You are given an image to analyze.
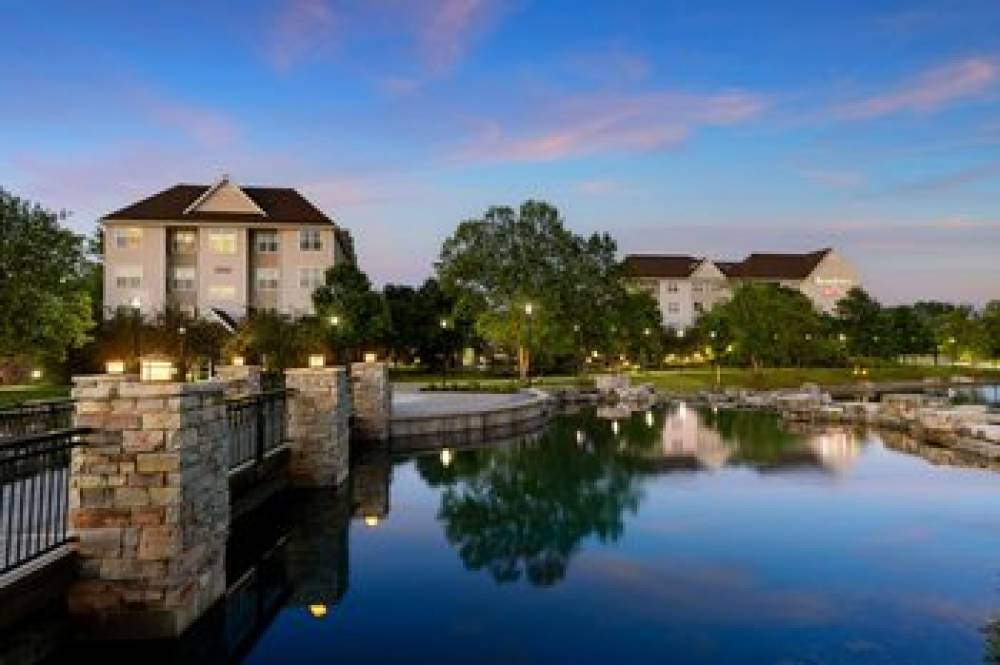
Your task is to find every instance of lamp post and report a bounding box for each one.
[178,325,187,381]
[524,302,534,387]
[130,296,142,372]
[439,318,449,386]
[328,314,343,366]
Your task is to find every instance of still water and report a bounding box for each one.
[225,404,1000,665]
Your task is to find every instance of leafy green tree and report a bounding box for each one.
[934,305,987,364]
[384,278,467,368]
[223,310,321,370]
[698,283,827,369]
[981,301,1000,361]
[312,263,392,362]
[437,200,641,376]
[835,287,888,358]
[0,188,93,365]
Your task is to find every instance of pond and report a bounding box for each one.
[57,403,1000,664]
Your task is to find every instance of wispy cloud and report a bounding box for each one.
[418,0,506,74]
[457,90,767,162]
[837,56,998,119]
[799,167,866,190]
[268,0,338,71]
[133,90,239,146]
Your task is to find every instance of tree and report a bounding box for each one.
[698,283,827,369]
[0,188,93,366]
[384,278,465,368]
[436,200,641,376]
[981,301,1000,361]
[312,263,392,362]
[223,310,321,371]
[835,287,888,358]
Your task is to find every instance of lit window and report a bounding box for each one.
[114,228,142,250]
[256,268,279,290]
[299,267,324,289]
[171,267,195,291]
[256,231,278,253]
[115,265,142,289]
[208,230,237,255]
[666,281,679,293]
[300,229,322,251]
[209,284,236,300]
[171,230,197,254]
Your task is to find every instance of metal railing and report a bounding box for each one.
[226,390,290,471]
[1,427,88,575]
[0,400,74,440]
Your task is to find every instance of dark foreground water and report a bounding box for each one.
[48,403,1000,664]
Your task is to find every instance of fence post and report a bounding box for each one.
[350,361,392,442]
[66,374,229,639]
[285,367,350,487]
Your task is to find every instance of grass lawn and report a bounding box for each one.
[0,384,72,408]
[391,365,1000,395]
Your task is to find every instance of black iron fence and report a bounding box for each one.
[226,390,290,471]
[0,400,74,440]
[1,427,88,575]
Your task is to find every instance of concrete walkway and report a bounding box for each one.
[391,390,538,418]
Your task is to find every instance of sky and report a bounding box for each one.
[1,0,999,304]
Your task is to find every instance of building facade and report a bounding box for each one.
[102,177,353,320]
[625,248,859,329]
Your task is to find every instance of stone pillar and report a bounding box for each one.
[67,374,229,639]
[350,361,391,442]
[215,364,262,398]
[285,368,350,487]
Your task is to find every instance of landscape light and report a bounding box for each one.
[140,358,175,382]
[232,355,245,366]
[30,368,42,380]
[440,318,448,329]
[364,352,377,363]
[440,448,453,467]
[308,604,328,619]
[363,514,380,528]
[645,411,654,428]
[677,329,685,339]
[612,420,620,436]
[105,360,125,375]
[308,354,325,368]
[524,302,534,316]
[576,430,585,445]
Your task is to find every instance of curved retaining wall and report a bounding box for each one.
[389,389,555,452]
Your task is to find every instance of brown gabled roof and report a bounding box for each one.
[103,183,334,224]
[732,248,831,280]
[624,255,704,278]
[715,260,742,277]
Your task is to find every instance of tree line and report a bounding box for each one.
[2,187,998,380]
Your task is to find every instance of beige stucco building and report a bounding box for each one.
[102,177,353,320]
[625,248,860,330]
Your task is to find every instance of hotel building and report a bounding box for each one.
[102,177,353,321]
[625,248,859,329]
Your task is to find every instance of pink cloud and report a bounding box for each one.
[133,91,239,146]
[268,0,338,71]
[419,0,503,74]
[838,56,998,119]
[457,90,767,162]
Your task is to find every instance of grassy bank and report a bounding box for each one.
[391,365,1000,395]
[0,384,72,407]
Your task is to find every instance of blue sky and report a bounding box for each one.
[2,1,999,303]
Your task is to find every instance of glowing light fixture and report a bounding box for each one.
[612,420,620,436]
[364,352,377,363]
[232,355,245,367]
[308,604,328,619]
[524,302,534,316]
[645,411,654,428]
[30,368,42,380]
[576,430,585,445]
[329,315,340,326]
[140,358,175,382]
[105,360,125,375]
[308,354,325,368]
[363,514,380,528]
[440,448,453,467]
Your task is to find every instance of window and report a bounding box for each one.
[256,268,279,290]
[214,266,232,276]
[170,267,195,291]
[666,281,679,293]
[299,229,322,251]
[171,230,196,254]
[114,228,142,250]
[299,267,324,289]
[208,229,237,255]
[667,302,680,314]
[256,231,278,253]
[209,284,236,300]
[115,265,142,289]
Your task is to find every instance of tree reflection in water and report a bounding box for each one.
[986,617,1000,664]
[415,412,654,586]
